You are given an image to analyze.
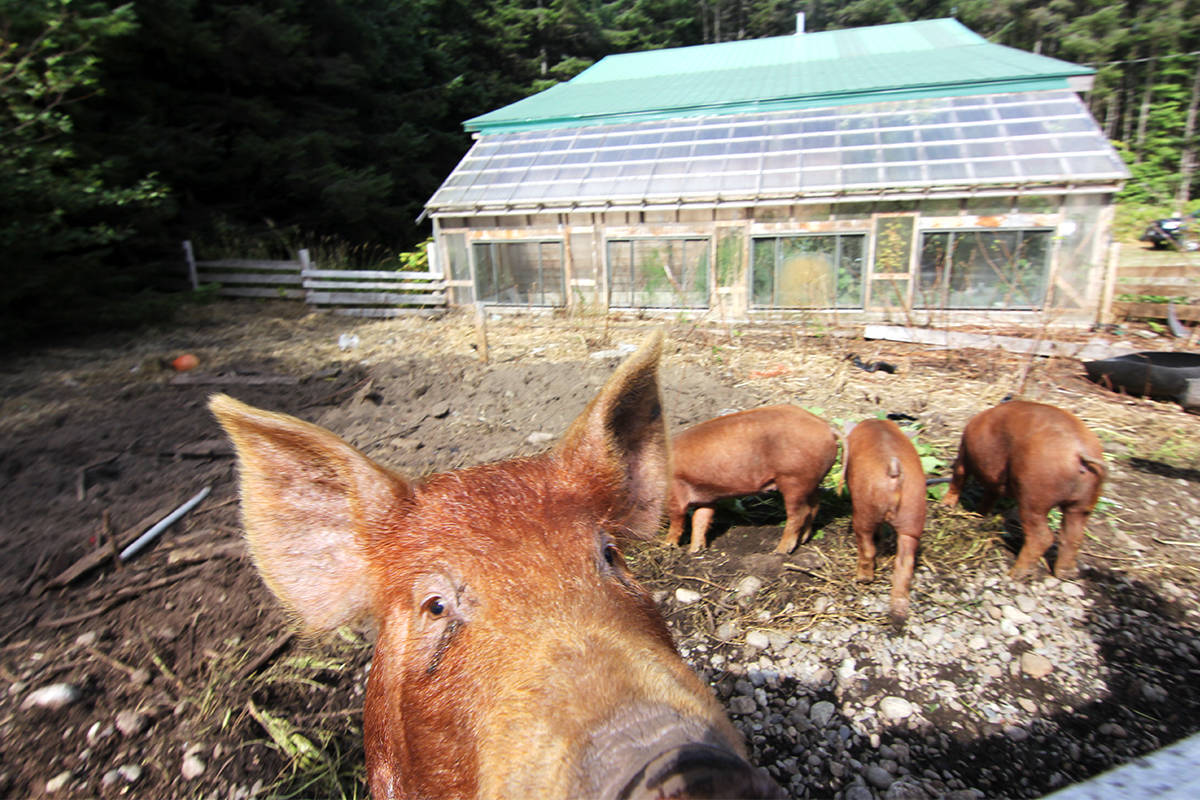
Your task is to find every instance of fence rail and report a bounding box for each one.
[1110,250,1200,322]
[184,240,446,315]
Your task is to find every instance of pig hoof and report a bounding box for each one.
[1007,566,1033,582]
[1054,565,1080,581]
[854,571,874,584]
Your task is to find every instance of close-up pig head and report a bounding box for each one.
[210,332,781,800]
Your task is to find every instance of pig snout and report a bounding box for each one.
[579,705,783,799]
[619,744,784,799]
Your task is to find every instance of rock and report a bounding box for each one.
[745,630,771,650]
[129,668,151,687]
[1015,595,1038,614]
[715,621,739,641]
[101,769,121,788]
[866,764,896,789]
[21,683,82,711]
[525,432,555,445]
[885,776,932,800]
[1060,583,1085,598]
[74,631,99,647]
[845,785,875,800]
[735,575,765,599]
[118,764,142,783]
[182,754,206,780]
[116,709,148,737]
[1098,722,1127,738]
[923,626,945,647]
[674,588,702,604]
[45,771,72,793]
[1004,725,1029,742]
[729,696,756,715]
[1018,698,1038,713]
[810,700,836,727]
[879,696,915,721]
[1002,605,1033,625]
[1020,652,1054,679]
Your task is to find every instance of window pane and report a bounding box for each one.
[473,242,565,306]
[916,230,1050,309]
[607,238,709,308]
[751,234,865,309]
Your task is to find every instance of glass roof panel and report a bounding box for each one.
[427,90,1129,212]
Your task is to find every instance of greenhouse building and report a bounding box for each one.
[423,18,1129,323]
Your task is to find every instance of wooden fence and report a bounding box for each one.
[184,240,446,316]
[1109,244,1200,323]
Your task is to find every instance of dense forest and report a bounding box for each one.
[3,0,1200,341]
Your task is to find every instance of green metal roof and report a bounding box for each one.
[466,19,1095,134]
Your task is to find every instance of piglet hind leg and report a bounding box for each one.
[686,506,716,553]
[1052,507,1091,580]
[889,533,920,626]
[1009,505,1055,580]
[852,516,878,584]
[774,482,819,554]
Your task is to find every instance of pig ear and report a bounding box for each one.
[556,331,669,538]
[209,394,411,632]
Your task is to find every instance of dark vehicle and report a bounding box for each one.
[1140,213,1200,250]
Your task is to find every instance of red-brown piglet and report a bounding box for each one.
[665,405,838,554]
[210,333,782,800]
[842,418,927,624]
[941,400,1106,580]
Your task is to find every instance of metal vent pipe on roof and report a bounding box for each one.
[796,12,805,35]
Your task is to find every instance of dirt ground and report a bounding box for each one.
[2,300,1200,799]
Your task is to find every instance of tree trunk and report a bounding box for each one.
[1135,58,1156,163]
[1175,57,1200,213]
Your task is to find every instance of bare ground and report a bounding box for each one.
[2,300,1199,799]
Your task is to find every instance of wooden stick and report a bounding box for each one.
[474,302,489,364]
[45,504,178,589]
[102,510,123,572]
[235,632,295,681]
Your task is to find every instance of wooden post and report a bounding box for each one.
[183,240,198,290]
[1099,241,1121,325]
[474,302,489,364]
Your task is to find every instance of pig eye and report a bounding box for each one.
[603,544,619,567]
[422,596,447,617]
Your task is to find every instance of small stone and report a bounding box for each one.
[22,683,82,711]
[1020,652,1054,679]
[129,668,151,687]
[866,764,896,789]
[102,769,121,788]
[1098,722,1127,738]
[525,432,555,445]
[118,764,142,783]
[116,709,148,737]
[734,575,764,599]
[1002,605,1032,625]
[999,619,1020,637]
[879,696,915,721]
[745,630,770,650]
[729,696,756,715]
[845,785,875,800]
[967,636,988,650]
[45,771,72,793]
[674,588,702,604]
[715,621,739,641]
[74,631,99,647]
[1015,595,1037,614]
[809,700,836,727]
[886,776,932,800]
[1061,583,1085,598]
[923,626,945,647]
[1018,698,1038,713]
[1004,725,1029,742]
[182,754,206,780]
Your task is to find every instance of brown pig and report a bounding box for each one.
[941,400,1106,580]
[210,333,782,800]
[842,419,927,624]
[665,405,838,554]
